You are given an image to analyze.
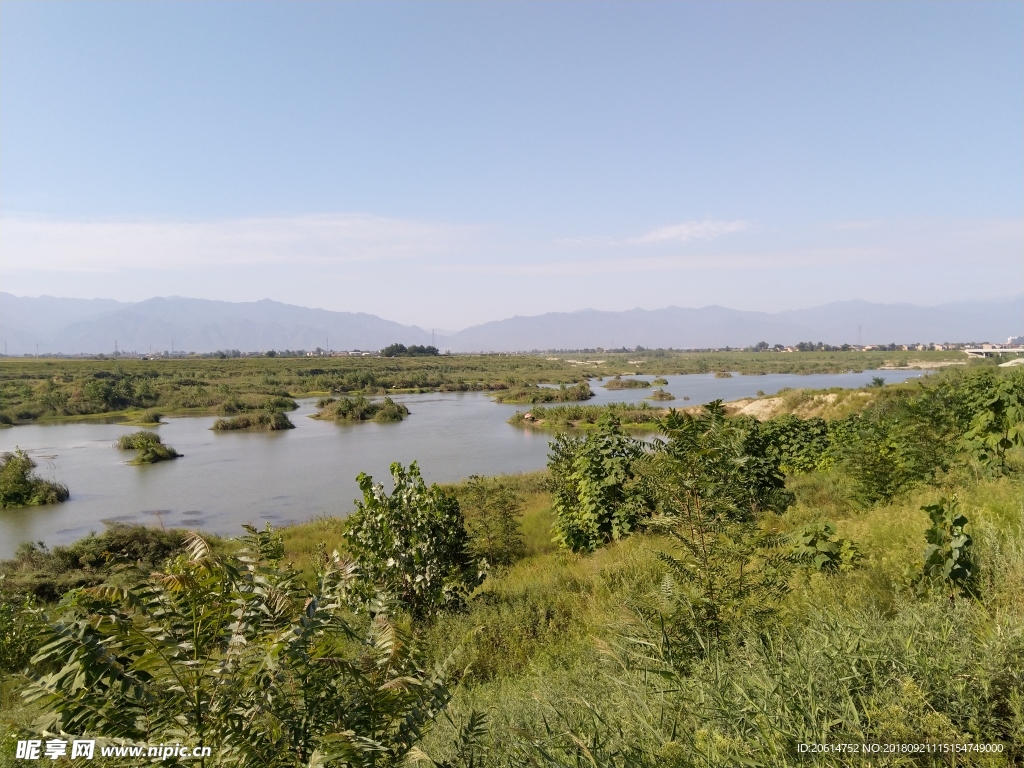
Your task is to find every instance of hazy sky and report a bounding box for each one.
[2,1,1021,330]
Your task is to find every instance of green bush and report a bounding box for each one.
[212,410,295,430]
[549,416,653,552]
[343,462,484,619]
[0,450,69,508]
[315,394,410,422]
[116,430,180,463]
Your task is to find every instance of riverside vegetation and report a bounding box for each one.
[0,349,964,424]
[313,395,410,423]
[115,430,181,464]
[0,366,1021,766]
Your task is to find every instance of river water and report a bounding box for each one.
[0,369,926,557]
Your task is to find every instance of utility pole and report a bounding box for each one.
[115,340,118,355]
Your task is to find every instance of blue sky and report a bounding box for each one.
[2,1,1021,329]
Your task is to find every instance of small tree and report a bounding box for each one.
[461,475,525,567]
[548,416,652,553]
[344,462,484,619]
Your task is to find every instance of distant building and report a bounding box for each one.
[1009,336,1024,345]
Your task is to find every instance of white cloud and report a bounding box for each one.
[0,213,473,272]
[634,219,749,244]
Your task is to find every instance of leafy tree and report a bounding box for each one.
[548,416,653,553]
[344,462,484,619]
[759,415,830,474]
[24,527,460,766]
[380,343,408,357]
[635,403,792,650]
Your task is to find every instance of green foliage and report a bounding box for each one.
[548,417,653,552]
[789,521,862,572]
[212,409,295,430]
[460,476,526,568]
[509,402,664,432]
[0,524,188,602]
[344,462,485,619]
[0,450,69,508]
[381,343,440,357]
[318,395,410,422]
[23,527,459,765]
[759,415,830,474]
[0,591,40,674]
[648,388,675,401]
[917,497,977,598]
[493,382,593,404]
[114,430,181,463]
[602,376,651,389]
[962,371,1024,475]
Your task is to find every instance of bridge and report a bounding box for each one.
[964,346,1024,358]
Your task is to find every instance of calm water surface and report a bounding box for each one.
[0,369,926,556]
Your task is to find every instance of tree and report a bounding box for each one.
[962,371,1024,475]
[461,475,525,567]
[344,462,484,619]
[548,416,653,553]
[25,527,460,766]
[633,402,792,651]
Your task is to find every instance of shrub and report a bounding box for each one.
[0,450,69,508]
[212,410,295,430]
[790,521,862,572]
[917,497,977,598]
[603,376,651,389]
[24,528,459,764]
[549,416,653,552]
[316,394,410,422]
[116,430,180,463]
[343,462,484,619]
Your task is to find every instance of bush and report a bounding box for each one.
[0,450,69,508]
[343,462,484,619]
[549,417,653,552]
[116,430,180,463]
[316,394,410,422]
[603,376,651,389]
[0,524,187,601]
[212,410,295,430]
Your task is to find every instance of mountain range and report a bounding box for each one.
[1,293,1020,355]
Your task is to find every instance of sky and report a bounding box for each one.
[1,1,1022,331]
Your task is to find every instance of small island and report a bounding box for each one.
[212,410,295,431]
[648,388,675,401]
[0,450,70,507]
[652,377,669,386]
[117,431,182,464]
[313,395,409,423]
[492,382,594,404]
[603,375,651,390]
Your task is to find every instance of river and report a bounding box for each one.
[0,369,926,557]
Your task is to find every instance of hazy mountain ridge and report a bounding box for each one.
[1,292,1020,355]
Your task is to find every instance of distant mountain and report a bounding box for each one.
[0,294,433,355]
[1,292,1020,355]
[443,297,1024,352]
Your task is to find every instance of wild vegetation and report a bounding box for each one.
[212,410,295,431]
[509,402,667,431]
[313,395,410,423]
[648,387,675,400]
[115,430,181,464]
[1,365,1021,766]
[491,382,593,404]
[0,349,965,423]
[0,451,69,508]
[602,375,651,389]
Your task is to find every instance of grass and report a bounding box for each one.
[115,429,182,464]
[603,375,651,389]
[492,382,594,404]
